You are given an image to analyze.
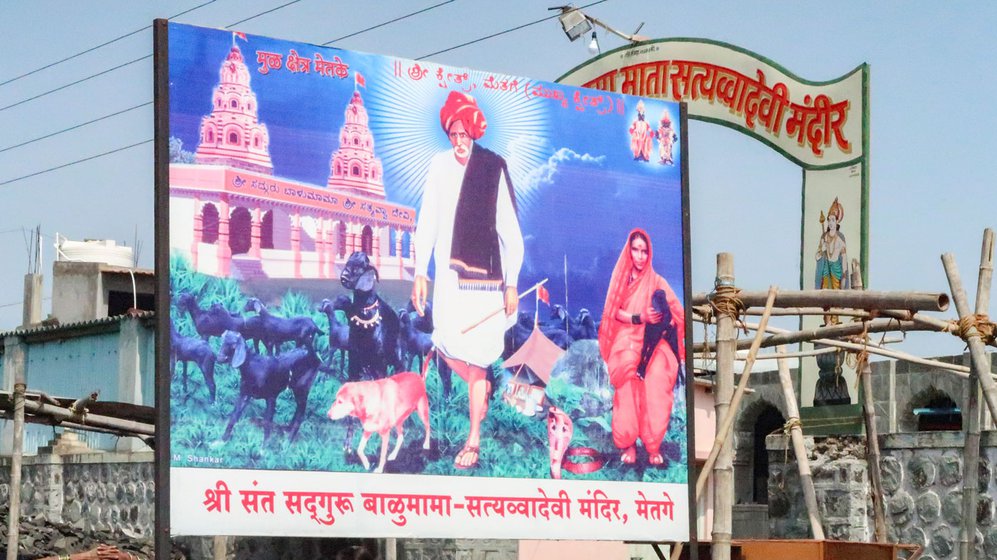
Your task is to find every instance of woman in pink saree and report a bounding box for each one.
[598,229,684,466]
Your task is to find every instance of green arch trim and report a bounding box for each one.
[556,37,868,171]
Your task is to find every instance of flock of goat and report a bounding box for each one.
[169,286,600,449]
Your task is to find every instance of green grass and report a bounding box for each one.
[169,253,688,484]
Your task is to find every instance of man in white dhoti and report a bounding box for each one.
[412,90,524,469]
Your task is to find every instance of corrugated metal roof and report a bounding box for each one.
[100,265,155,276]
[0,310,156,340]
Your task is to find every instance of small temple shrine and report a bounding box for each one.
[169,42,416,282]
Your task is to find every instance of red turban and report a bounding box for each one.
[440,91,487,140]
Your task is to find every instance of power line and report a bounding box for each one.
[0,0,218,88]
[322,0,457,45]
[225,0,303,28]
[0,140,153,187]
[0,0,305,114]
[0,297,52,310]
[0,54,151,113]
[0,0,455,152]
[0,102,152,154]
[417,0,609,60]
[0,2,612,184]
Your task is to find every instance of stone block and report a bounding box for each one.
[908,456,936,490]
[887,490,915,528]
[881,456,902,495]
[915,490,941,523]
[930,524,955,558]
[979,494,995,527]
[938,454,962,487]
[822,490,851,518]
[942,490,962,526]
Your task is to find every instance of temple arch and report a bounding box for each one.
[229,207,252,255]
[201,203,219,244]
[361,225,373,255]
[261,210,274,249]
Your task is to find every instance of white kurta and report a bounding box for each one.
[414,145,524,366]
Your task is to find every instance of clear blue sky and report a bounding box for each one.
[2,0,995,359]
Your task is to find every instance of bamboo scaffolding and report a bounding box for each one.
[851,265,887,542]
[694,316,975,378]
[672,284,778,560]
[943,251,997,425]
[693,289,949,312]
[775,345,824,540]
[712,254,736,560]
[695,316,929,351]
[952,229,994,560]
[19,399,156,436]
[6,376,24,560]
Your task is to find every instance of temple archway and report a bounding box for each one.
[229,207,252,255]
[201,203,219,244]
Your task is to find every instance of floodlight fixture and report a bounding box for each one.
[554,6,593,42]
[550,5,649,46]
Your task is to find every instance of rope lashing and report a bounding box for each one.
[708,284,747,334]
[783,417,803,436]
[780,417,805,483]
[956,313,997,346]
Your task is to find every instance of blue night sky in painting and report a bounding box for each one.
[168,22,686,318]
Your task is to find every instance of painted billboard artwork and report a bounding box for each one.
[164,22,690,540]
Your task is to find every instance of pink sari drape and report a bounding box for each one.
[598,228,684,455]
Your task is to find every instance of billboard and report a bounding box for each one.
[156,21,692,542]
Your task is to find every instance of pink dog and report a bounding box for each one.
[326,371,431,473]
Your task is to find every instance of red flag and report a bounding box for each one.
[355,71,366,88]
[537,284,550,305]
[234,31,248,41]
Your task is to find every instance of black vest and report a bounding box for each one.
[449,145,517,288]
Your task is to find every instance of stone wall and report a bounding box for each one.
[766,430,997,560]
[880,432,997,560]
[0,435,154,538]
[767,435,871,542]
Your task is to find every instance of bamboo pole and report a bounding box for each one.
[944,254,981,560]
[694,317,975,378]
[6,339,26,560]
[775,345,824,540]
[693,289,949,312]
[671,284,779,560]
[949,230,995,560]
[942,250,997,426]
[212,536,226,560]
[973,229,995,426]
[851,264,887,543]
[702,317,927,352]
[712,254,736,560]
[860,357,888,541]
[24,399,155,436]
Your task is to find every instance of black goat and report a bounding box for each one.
[216,330,323,443]
[405,299,434,334]
[243,297,322,353]
[274,345,327,441]
[398,309,432,371]
[399,302,453,399]
[570,308,599,340]
[338,252,401,380]
[636,289,684,383]
[176,291,244,341]
[170,323,217,402]
[317,297,351,373]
